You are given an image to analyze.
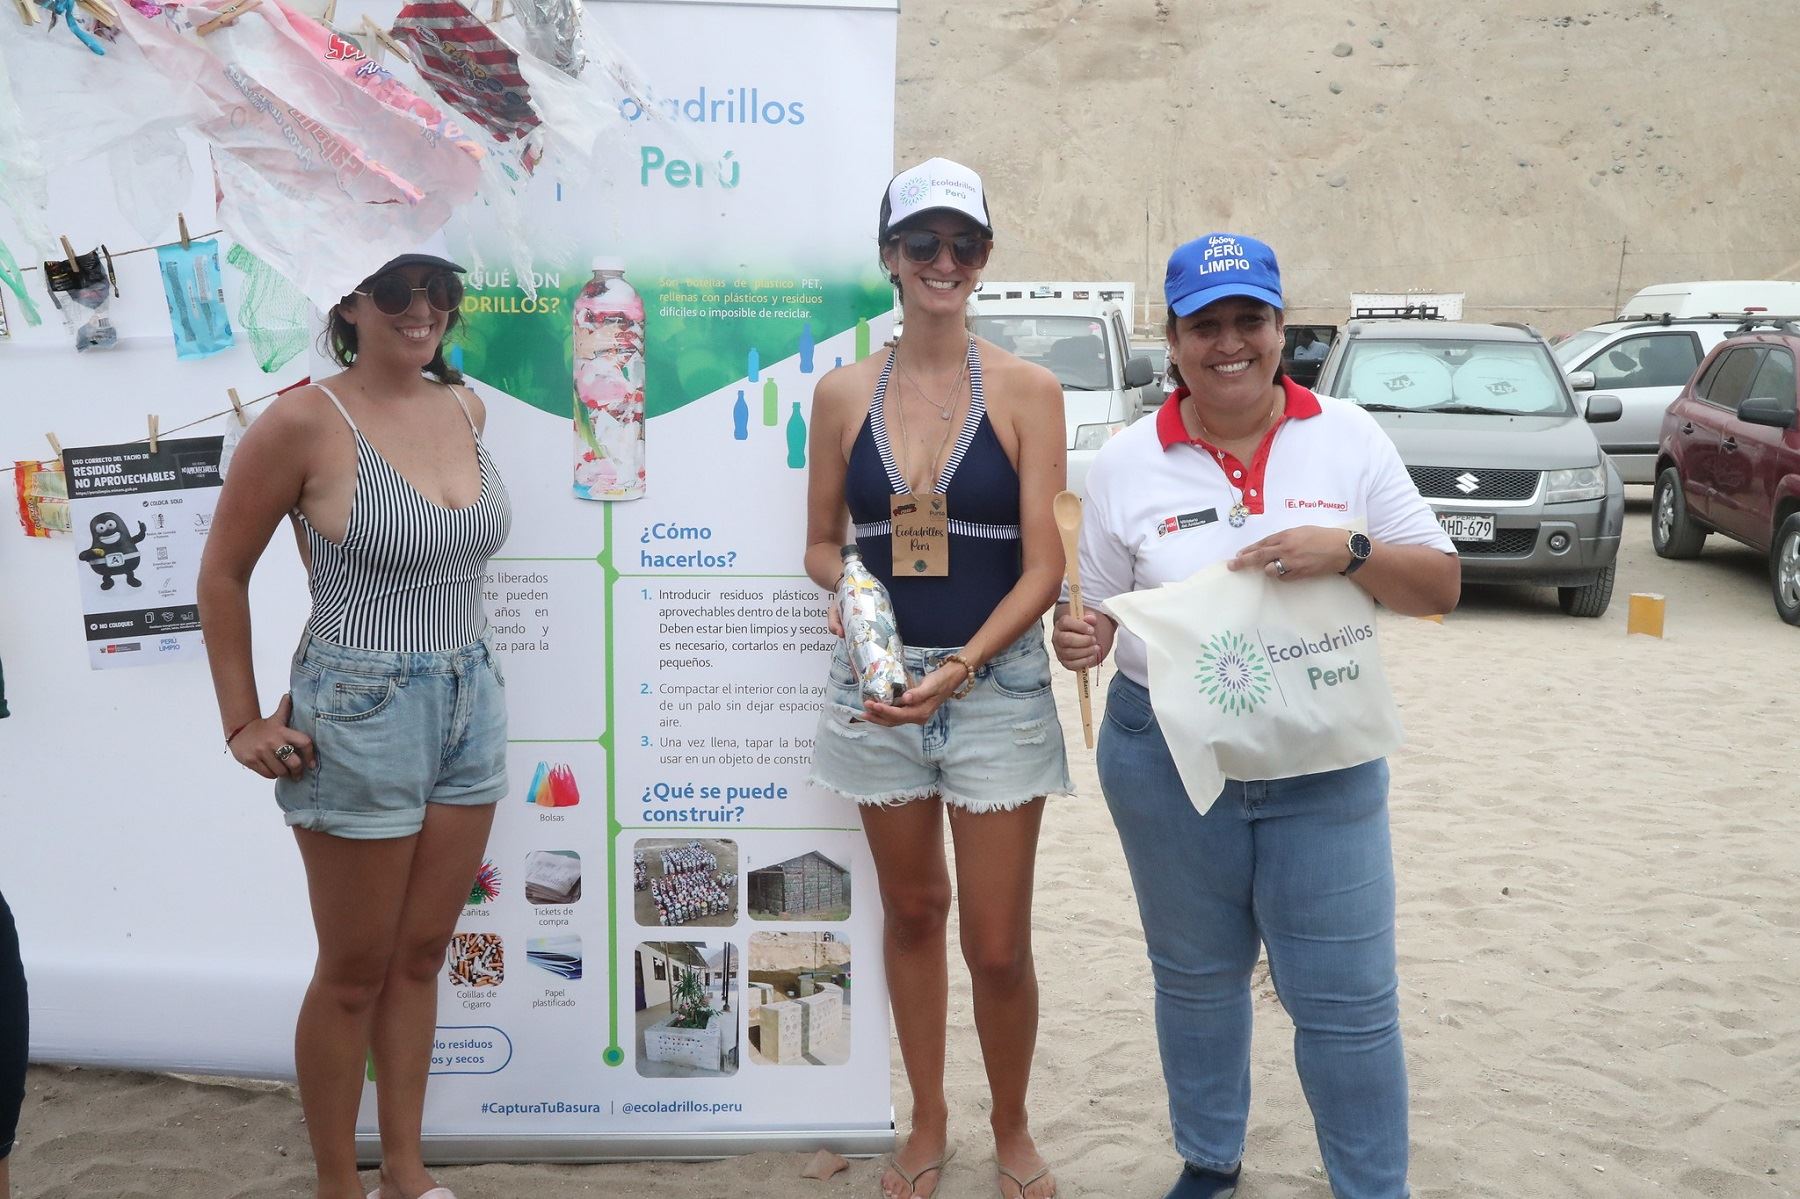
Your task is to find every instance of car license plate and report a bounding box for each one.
[1437,512,1495,542]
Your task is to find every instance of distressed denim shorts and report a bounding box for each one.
[808,625,1072,813]
[273,632,509,840]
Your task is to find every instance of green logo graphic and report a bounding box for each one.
[1195,631,1272,715]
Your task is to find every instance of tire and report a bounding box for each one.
[1652,467,1707,559]
[1558,558,1616,618]
[1771,513,1800,626]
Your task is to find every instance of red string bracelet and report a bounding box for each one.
[225,721,252,747]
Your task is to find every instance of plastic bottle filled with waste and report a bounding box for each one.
[573,257,646,501]
[836,545,910,704]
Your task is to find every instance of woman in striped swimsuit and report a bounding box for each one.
[805,160,1071,1199]
[199,254,511,1199]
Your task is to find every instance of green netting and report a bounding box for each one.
[226,243,311,372]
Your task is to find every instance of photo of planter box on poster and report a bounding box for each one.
[378,0,903,1162]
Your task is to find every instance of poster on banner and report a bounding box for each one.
[338,0,903,1160]
[63,437,221,670]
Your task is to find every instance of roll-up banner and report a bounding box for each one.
[405,0,900,1161]
[0,0,899,1163]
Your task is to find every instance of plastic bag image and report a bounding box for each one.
[44,248,118,352]
[157,238,235,359]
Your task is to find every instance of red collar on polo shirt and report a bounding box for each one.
[1153,376,1324,514]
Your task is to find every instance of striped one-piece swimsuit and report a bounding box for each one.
[296,382,512,652]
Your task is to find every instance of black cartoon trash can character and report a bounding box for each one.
[78,511,147,590]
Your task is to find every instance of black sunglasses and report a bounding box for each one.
[890,230,991,269]
[355,271,465,316]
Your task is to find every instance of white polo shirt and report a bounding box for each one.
[1081,378,1454,686]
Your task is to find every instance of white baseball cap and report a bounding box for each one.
[879,157,993,239]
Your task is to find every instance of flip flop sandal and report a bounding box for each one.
[877,1143,957,1197]
[997,1161,1056,1198]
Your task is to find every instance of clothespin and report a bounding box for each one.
[178,214,191,250]
[46,433,63,462]
[228,388,248,428]
[147,415,160,454]
[58,236,79,274]
[489,0,502,22]
[360,15,409,62]
[75,0,116,25]
[194,0,258,35]
[320,0,335,24]
[13,0,41,27]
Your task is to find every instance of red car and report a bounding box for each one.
[1653,318,1800,623]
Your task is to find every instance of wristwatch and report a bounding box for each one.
[1342,531,1373,575]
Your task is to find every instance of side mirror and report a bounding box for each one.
[1737,394,1798,429]
[1584,394,1624,423]
[1567,370,1596,392]
[1123,356,1155,389]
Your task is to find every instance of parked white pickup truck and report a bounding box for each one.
[967,281,1159,495]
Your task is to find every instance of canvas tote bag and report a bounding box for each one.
[1105,559,1404,814]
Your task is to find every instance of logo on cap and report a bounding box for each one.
[899,176,930,206]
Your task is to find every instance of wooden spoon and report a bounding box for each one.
[1052,489,1094,749]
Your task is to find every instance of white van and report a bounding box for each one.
[967,283,1158,496]
[1618,280,1800,320]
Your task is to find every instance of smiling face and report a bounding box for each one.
[881,213,990,320]
[338,265,451,370]
[1168,295,1285,412]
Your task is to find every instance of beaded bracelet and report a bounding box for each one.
[942,653,979,700]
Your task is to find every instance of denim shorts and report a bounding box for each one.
[808,625,1072,813]
[273,632,509,840]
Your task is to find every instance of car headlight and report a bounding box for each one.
[1544,465,1607,503]
[1072,422,1124,451]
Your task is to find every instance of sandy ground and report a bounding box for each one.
[11,494,1798,1196]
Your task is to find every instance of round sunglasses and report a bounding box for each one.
[354,271,465,316]
[890,229,992,269]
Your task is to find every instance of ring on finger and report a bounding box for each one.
[1274,558,1289,576]
[275,744,296,761]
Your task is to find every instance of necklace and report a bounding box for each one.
[1187,389,1284,527]
[888,369,963,493]
[892,341,969,421]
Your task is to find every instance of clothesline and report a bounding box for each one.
[4,377,302,477]
[15,227,227,274]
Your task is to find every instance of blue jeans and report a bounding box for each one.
[1096,673,1409,1199]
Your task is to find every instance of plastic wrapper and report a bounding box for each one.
[511,0,584,78]
[117,1,483,307]
[44,248,118,352]
[109,126,195,247]
[14,460,71,538]
[389,2,540,142]
[837,547,910,704]
[157,238,235,358]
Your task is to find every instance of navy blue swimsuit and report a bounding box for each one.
[845,340,1022,648]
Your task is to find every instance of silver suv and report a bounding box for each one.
[1553,315,1747,483]
[1315,318,1626,616]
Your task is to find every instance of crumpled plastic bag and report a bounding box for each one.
[390,1,541,143]
[44,248,118,351]
[510,0,584,78]
[117,1,483,307]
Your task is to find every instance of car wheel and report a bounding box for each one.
[1558,558,1616,618]
[1772,513,1800,626]
[1651,467,1707,559]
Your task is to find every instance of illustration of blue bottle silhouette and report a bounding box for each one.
[799,319,815,373]
[732,389,749,440]
[747,346,760,383]
[786,402,806,469]
[762,376,778,426]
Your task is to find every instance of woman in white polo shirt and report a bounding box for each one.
[1052,233,1458,1199]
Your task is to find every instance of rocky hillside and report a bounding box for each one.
[896,0,1798,332]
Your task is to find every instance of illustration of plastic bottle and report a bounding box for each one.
[799,319,815,373]
[762,376,779,426]
[786,402,806,469]
[835,356,844,370]
[837,545,910,704]
[747,346,760,383]
[732,389,749,441]
[855,317,870,361]
[572,257,646,502]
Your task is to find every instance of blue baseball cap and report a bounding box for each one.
[1165,233,1284,317]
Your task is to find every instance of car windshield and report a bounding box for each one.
[1336,338,1573,416]
[972,315,1114,390]
[1553,328,1610,367]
